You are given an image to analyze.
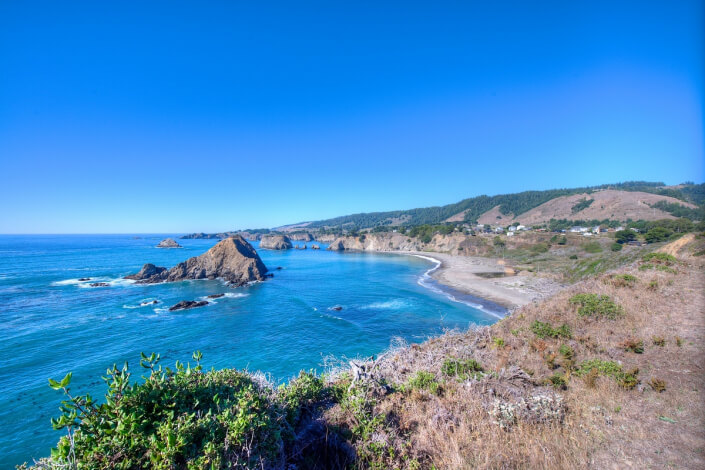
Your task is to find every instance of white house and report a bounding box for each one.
[570,226,589,233]
[516,225,526,231]
[592,226,600,234]
[506,231,515,237]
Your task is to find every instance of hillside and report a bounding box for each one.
[286,182,703,230]
[28,236,705,468]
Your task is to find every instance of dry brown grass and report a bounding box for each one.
[321,237,705,469]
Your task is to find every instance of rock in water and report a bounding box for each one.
[311,244,320,250]
[169,300,209,312]
[125,263,167,281]
[89,282,110,287]
[207,293,225,299]
[125,236,268,286]
[259,234,293,250]
[156,238,182,248]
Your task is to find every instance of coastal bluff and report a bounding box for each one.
[126,236,267,286]
[259,234,293,250]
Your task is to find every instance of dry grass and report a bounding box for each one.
[319,237,705,469]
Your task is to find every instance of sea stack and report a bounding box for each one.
[126,235,267,286]
[156,238,182,248]
[259,234,293,250]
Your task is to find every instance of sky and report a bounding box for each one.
[0,1,703,233]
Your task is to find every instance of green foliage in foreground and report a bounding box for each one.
[569,294,624,319]
[37,352,327,470]
[441,357,484,380]
[575,359,640,389]
[531,320,572,339]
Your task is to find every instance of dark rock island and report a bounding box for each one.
[125,235,267,286]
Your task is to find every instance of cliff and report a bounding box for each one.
[259,234,293,250]
[327,232,488,255]
[126,236,267,286]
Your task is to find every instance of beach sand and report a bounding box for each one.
[403,251,563,310]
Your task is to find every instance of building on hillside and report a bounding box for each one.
[506,231,515,237]
[570,226,589,233]
[508,226,517,232]
[592,226,600,234]
[516,224,526,231]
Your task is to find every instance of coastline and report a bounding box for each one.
[399,251,564,312]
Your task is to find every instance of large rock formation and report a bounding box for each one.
[289,232,314,241]
[156,238,182,248]
[259,234,293,250]
[126,236,268,286]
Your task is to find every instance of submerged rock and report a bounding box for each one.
[295,244,307,250]
[331,306,343,311]
[89,282,109,287]
[311,244,320,250]
[169,300,209,312]
[140,300,159,306]
[157,238,182,248]
[259,235,293,250]
[125,236,268,286]
[207,293,225,299]
[78,277,91,281]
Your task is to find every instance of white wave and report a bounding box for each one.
[52,278,92,286]
[123,299,160,309]
[362,299,411,310]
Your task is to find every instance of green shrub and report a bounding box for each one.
[642,252,677,265]
[530,243,549,254]
[278,371,324,426]
[559,344,574,361]
[610,242,623,252]
[575,359,639,390]
[620,338,644,354]
[569,293,624,319]
[649,378,666,392]
[652,336,666,346]
[548,373,567,389]
[405,371,439,394]
[531,320,572,339]
[583,241,602,253]
[441,358,484,380]
[639,263,677,273]
[44,352,286,469]
[644,227,673,243]
[493,337,505,348]
[610,274,637,287]
[615,230,636,244]
[569,254,578,260]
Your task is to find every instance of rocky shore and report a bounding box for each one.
[125,235,267,286]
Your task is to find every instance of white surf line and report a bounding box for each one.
[409,254,506,320]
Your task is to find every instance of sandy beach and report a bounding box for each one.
[403,251,564,310]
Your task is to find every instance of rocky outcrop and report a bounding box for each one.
[289,232,314,241]
[295,244,307,250]
[311,244,320,250]
[125,236,268,286]
[157,238,182,248]
[326,233,488,255]
[169,300,209,312]
[259,234,293,250]
[207,293,225,299]
[180,231,265,241]
[89,282,109,287]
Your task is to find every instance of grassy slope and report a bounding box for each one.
[315,236,705,468]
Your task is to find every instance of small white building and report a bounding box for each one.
[615,226,625,231]
[592,226,600,234]
[570,226,589,233]
[508,226,517,232]
[507,231,515,237]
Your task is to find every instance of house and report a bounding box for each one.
[615,226,625,232]
[493,226,504,233]
[570,226,588,233]
[592,226,600,234]
[506,231,515,237]
[516,225,526,231]
[508,226,517,232]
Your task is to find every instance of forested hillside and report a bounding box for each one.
[301,182,704,229]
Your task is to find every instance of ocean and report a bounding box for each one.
[0,234,502,466]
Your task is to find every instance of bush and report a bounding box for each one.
[530,243,549,254]
[583,241,602,253]
[43,352,287,469]
[649,378,666,392]
[278,371,325,425]
[531,321,572,339]
[615,230,636,244]
[441,358,484,380]
[548,373,567,389]
[559,344,574,361]
[619,338,644,353]
[569,293,624,319]
[569,254,578,260]
[644,227,673,243]
[609,274,637,288]
[652,336,666,346]
[642,252,677,265]
[575,359,639,389]
[610,242,622,252]
[405,371,439,394]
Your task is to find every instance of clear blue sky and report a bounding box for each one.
[1,1,703,233]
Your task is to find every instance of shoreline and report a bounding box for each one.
[397,251,564,312]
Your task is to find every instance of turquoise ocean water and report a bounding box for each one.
[0,235,504,466]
